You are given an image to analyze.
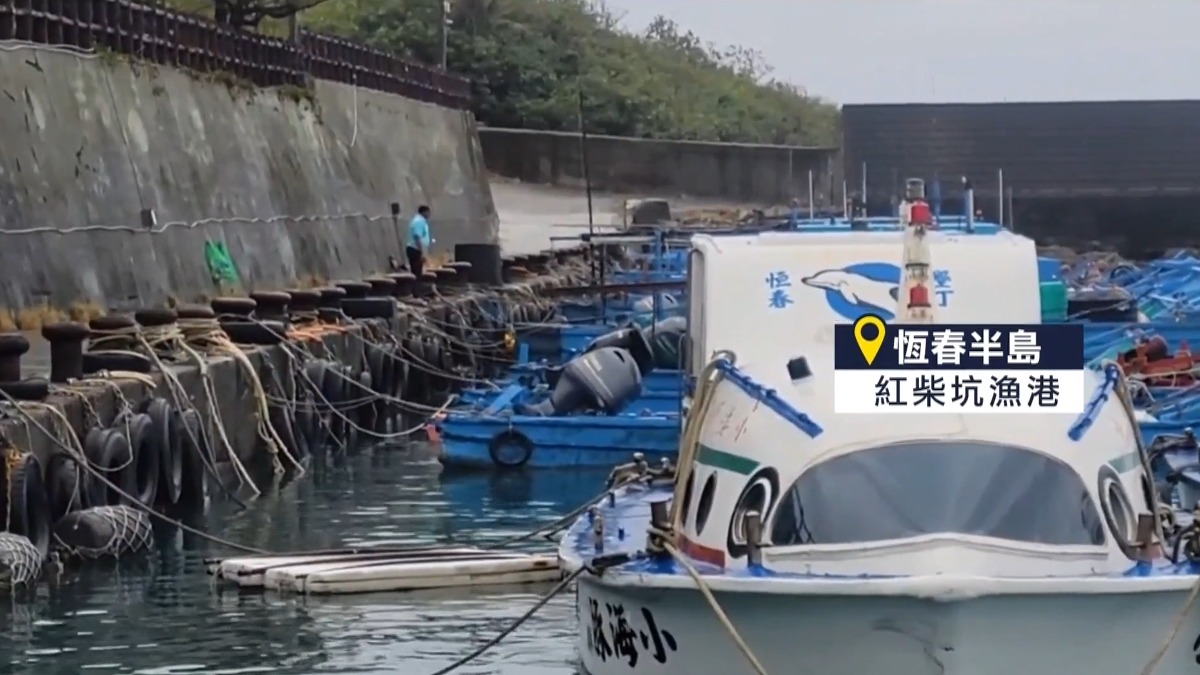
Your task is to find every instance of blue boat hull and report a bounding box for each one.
[457,387,682,414]
[458,368,685,405]
[437,413,681,469]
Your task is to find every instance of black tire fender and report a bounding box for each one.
[268,402,305,463]
[6,453,50,558]
[488,430,535,468]
[45,452,82,523]
[84,427,135,507]
[124,413,160,507]
[176,409,210,510]
[143,397,183,507]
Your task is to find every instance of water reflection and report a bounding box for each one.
[0,443,602,674]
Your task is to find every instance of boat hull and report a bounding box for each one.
[575,575,1200,675]
[437,415,681,469]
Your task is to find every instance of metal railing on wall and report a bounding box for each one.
[0,0,471,108]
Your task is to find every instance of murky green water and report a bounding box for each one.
[0,443,605,674]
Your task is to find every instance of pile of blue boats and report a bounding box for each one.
[429,213,1200,478]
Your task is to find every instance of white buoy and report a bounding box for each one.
[210,547,562,595]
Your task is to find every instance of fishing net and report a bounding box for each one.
[0,532,43,588]
[52,505,152,560]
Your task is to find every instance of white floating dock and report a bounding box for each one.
[209,547,562,595]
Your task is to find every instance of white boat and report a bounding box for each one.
[559,189,1200,674]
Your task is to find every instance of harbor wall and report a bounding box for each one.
[0,47,498,316]
[478,128,840,205]
[842,100,1200,202]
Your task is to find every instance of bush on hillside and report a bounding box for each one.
[166,0,840,145]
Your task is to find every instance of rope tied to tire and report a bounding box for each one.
[158,316,302,481]
[90,315,297,493]
[0,389,270,556]
[273,332,458,441]
[170,317,260,491]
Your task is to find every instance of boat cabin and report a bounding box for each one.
[675,229,1150,579]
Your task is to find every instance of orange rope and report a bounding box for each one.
[286,322,350,342]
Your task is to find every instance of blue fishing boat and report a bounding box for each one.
[457,381,682,414]
[435,410,679,469]
[458,359,685,402]
[436,315,688,469]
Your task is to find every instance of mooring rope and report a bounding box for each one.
[0,389,269,555]
[421,567,586,675]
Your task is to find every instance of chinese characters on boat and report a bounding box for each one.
[588,598,678,667]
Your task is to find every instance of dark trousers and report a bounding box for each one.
[406,246,424,277]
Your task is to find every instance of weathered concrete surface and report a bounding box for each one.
[491,181,765,255]
[1,265,577,482]
[479,127,840,206]
[0,47,497,314]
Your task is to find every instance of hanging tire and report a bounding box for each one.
[5,453,50,558]
[84,426,135,507]
[268,402,305,465]
[142,398,183,507]
[176,409,210,510]
[124,413,160,507]
[488,430,534,468]
[44,452,82,523]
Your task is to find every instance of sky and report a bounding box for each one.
[601,0,1198,105]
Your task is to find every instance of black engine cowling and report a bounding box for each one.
[585,326,655,376]
[516,347,644,416]
[640,316,686,370]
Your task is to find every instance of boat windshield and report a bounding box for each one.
[770,440,1106,547]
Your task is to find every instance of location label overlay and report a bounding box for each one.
[833,320,1086,414]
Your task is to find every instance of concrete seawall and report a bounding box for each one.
[479,127,839,205]
[0,47,497,315]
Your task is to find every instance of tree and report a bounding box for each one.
[173,0,841,144]
[167,0,332,29]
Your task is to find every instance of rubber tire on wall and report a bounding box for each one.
[45,453,82,522]
[143,398,183,507]
[488,430,535,468]
[176,409,211,510]
[125,413,160,507]
[84,427,135,507]
[6,453,50,558]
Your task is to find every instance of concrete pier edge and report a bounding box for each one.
[0,262,587,561]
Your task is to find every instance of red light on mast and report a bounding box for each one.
[908,285,931,308]
[909,200,933,226]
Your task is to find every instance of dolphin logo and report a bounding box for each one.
[802,268,901,319]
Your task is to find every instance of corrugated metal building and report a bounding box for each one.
[842,100,1200,203]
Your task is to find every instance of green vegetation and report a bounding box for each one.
[165,0,840,145]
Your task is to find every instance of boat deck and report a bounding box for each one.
[560,482,1200,587]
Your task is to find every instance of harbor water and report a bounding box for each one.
[0,443,600,674]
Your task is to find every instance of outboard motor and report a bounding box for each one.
[640,316,687,370]
[631,293,680,325]
[516,347,644,416]
[585,326,655,376]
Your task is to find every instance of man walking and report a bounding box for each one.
[406,205,432,277]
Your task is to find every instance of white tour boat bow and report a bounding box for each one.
[559,184,1200,675]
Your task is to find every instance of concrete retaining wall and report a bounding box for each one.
[0,47,498,315]
[478,128,840,205]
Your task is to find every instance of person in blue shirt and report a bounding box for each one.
[406,205,432,277]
